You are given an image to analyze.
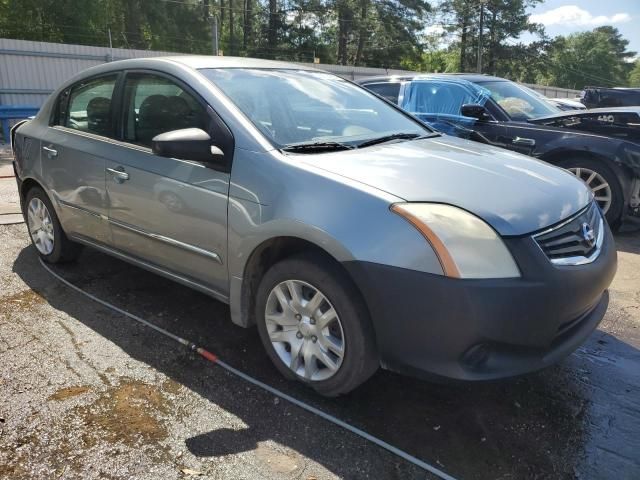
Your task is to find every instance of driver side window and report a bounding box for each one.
[123,74,209,147]
[403,82,477,117]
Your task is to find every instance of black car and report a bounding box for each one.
[581,87,640,109]
[359,74,640,227]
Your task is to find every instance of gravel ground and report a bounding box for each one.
[0,175,639,479]
[0,150,22,224]
[0,222,433,480]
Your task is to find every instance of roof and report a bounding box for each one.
[106,55,321,71]
[584,86,640,92]
[44,55,327,102]
[357,73,509,84]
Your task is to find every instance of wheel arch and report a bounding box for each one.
[19,177,46,212]
[232,235,371,331]
[540,148,632,198]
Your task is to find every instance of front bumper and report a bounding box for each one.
[343,224,617,381]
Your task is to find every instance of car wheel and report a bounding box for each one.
[255,253,378,396]
[559,157,624,229]
[25,187,82,263]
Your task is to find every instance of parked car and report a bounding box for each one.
[359,74,640,228]
[13,57,616,396]
[581,87,640,108]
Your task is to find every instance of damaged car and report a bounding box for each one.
[360,74,640,228]
[12,58,616,395]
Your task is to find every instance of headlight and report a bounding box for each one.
[391,203,520,279]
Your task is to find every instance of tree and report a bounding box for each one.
[439,0,545,75]
[630,60,640,87]
[0,0,430,68]
[440,0,473,71]
[540,27,636,89]
[402,48,460,73]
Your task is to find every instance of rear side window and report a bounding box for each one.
[123,74,208,147]
[61,75,118,137]
[364,83,401,103]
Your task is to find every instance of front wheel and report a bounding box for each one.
[559,157,624,229]
[255,254,378,396]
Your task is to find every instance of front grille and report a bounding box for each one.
[534,202,603,265]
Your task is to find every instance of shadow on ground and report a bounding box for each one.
[615,224,640,255]
[12,242,640,480]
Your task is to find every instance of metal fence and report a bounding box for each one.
[522,83,581,99]
[0,38,417,109]
[1,38,582,107]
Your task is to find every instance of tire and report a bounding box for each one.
[255,253,378,396]
[25,186,82,263]
[558,157,625,229]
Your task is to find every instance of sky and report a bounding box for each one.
[526,1,640,55]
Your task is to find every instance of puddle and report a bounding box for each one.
[0,380,178,479]
[49,385,92,401]
[75,379,173,447]
[0,289,45,309]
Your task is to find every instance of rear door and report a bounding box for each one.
[105,71,232,297]
[41,73,120,245]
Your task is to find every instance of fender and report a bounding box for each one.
[534,134,640,178]
[227,206,358,328]
[538,140,639,208]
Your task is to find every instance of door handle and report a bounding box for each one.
[42,146,58,157]
[512,137,536,147]
[106,167,130,182]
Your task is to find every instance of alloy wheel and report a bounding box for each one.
[265,280,345,381]
[27,197,55,255]
[567,167,612,214]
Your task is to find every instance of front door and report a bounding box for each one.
[499,122,549,157]
[105,72,230,296]
[401,80,507,146]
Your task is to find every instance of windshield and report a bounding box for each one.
[477,80,560,120]
[199,68,429,148]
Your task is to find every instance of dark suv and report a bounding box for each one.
[581,87,640,109]
[360,74,640,228]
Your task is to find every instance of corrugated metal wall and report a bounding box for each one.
[1,38,581,108]
[0,38,177,106]
[0,38,415,107]
[522,83,581,99]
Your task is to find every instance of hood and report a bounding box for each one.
[301,135,591,236]
[530,108,640,144]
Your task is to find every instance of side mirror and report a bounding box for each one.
[461,104,491,120]
[151,128,225,164]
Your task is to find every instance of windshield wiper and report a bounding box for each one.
[356,132,439,149]
[281,141,355,153]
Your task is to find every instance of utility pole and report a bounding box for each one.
[477,0,488,74]
[212,14,219,55]
[204,0,218,56]
[107,28,113,62]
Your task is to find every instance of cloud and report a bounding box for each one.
[530,5,631,27]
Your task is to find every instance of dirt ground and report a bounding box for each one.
[1,162,639,479]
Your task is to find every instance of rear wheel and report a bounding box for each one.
[255,253,378,396]
[559,157,624,229]
[25,187,82,263]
